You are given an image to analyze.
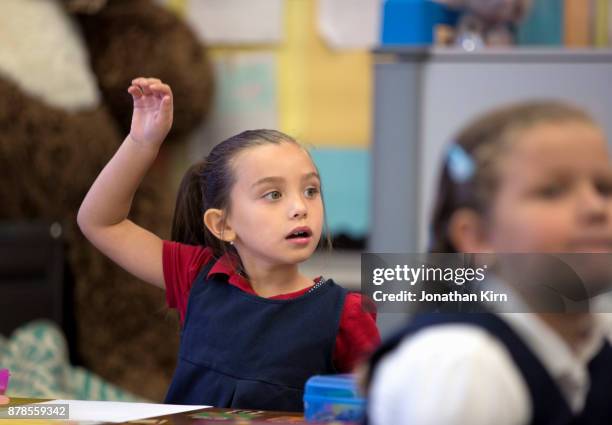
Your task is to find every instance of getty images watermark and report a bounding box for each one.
[361,253,612,314]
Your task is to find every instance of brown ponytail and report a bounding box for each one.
[171,160,207,246]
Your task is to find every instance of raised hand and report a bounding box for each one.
[127,77,173,148]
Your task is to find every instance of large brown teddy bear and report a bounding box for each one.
[0,0,213,400]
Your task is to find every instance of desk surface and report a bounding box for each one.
[1,398,355,425]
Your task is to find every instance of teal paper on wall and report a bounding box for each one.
[517,0,563,45]
[309,148,370,239]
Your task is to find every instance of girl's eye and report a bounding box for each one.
[305,186,320,198]
[595,179,612,197]
[263,191,282,200]
[534,184,566,199]
[593,175,612,198]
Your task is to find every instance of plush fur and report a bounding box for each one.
[76,0,214,142]
[0,0,212,400]
[0,0,100,111]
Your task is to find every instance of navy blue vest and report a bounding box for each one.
[165,260,347,411]
[367,313,612,425]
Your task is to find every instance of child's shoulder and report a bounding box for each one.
[396,323,509,360]
[370,324,530,425]
[336,291,381,355]
[162,240,215,283]
[377,323,526,391]
[342,291,376,319]
[163,240,213,261]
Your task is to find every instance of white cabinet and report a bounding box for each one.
[371,47,612,252]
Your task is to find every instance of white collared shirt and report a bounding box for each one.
[369,312,609,425]
[500,313,605,413]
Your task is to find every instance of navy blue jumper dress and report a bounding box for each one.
[165,260,347,411]
[367,313,612,425]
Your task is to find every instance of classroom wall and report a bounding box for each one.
[165,0,374,241]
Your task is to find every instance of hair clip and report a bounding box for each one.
[447,145,475,184]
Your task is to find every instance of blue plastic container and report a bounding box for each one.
[303,374,365,423]
[381,0,459,45]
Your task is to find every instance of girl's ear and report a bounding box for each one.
[203,208,236,243]
[448,208,492,253]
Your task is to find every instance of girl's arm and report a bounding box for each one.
[334,293,380,372]
[77,77,173,289]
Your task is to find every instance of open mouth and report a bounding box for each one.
[286,227,312,240]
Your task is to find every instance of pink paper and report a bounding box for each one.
[0,369,9,394]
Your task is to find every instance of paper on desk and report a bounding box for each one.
[38,399,210,423]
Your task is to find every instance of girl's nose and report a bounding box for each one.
[290,196,307,219]
[577,182,608,224]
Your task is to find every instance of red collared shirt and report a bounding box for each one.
[162,241,380,372]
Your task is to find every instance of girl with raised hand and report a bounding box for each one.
[77,77,380,411]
